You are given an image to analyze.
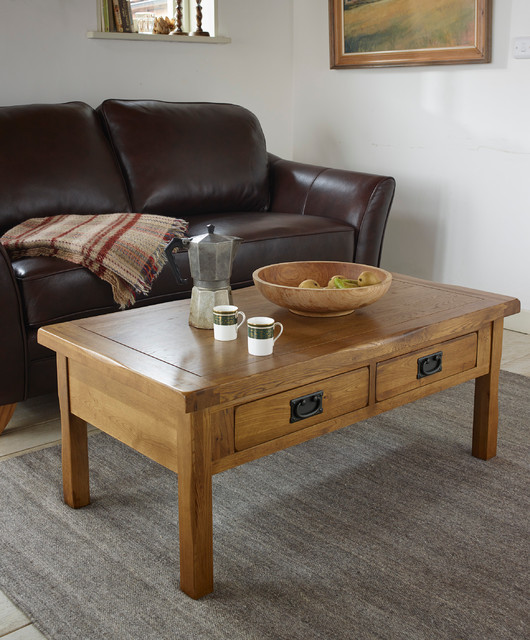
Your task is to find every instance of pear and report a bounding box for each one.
[357,271,381,286]
[299,279,321,289]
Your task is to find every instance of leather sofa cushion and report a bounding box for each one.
[12,256,188,329]
[98,100,270,216]
[13,213,354,328]
[0,102,130,236]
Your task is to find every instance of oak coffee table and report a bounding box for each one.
[38,274,520,599]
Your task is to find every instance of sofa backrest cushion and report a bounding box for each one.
[0,102,130,235]
[98,100,270,216]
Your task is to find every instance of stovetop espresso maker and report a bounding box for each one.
[165,224,242,329]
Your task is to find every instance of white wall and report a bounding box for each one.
[0,0,294,157]
[292,0,530,332]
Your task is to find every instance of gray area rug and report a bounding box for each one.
[1,371,528,640]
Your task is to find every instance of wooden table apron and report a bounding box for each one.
[37,275,520,599]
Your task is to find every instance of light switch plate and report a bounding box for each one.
[513,37,530,58]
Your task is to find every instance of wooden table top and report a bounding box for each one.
[38,274,520,412]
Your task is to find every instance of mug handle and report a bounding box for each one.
[272,322,283,343]
[236,311,246,332]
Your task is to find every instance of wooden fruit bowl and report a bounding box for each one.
[252,261,392,317]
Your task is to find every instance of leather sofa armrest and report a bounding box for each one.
[267,154,395,266]
[0,244,27,405]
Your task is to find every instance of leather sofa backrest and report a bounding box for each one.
[0,102,131,235]
[98,100,270,217]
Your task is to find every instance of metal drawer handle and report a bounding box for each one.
[290,391,324,423]
[417,351,443,379]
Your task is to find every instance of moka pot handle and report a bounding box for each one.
[164,237,190,285]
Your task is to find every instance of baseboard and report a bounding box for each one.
[504,308,530,335]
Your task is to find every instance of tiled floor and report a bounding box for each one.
[1,329,529,638]
[0,592,46,640]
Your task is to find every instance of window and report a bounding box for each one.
[129,0,216,36]
[94,1,226,42]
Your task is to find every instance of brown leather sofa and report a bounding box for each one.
[0,99,395,432]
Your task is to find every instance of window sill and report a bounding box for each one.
[87,31,230,44]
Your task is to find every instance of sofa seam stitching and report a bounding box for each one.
[302,168,328,215]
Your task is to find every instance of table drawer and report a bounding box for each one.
[235,367,369,451]
[376,332,478,402]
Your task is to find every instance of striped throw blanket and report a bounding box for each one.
[1,213,188,308]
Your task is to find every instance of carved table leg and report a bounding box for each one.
[0,403,16,435]
[472,318,503,460]
[177,409,213,599]
[57,355,90,508]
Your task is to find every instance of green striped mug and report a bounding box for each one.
[213,305,246,341]
[247,316,283,356]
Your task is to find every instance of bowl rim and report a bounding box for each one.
[252,261,392,291]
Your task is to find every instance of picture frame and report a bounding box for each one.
[329,0,492,69]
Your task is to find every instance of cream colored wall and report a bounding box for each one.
[292,0,530,331]
[0,0,294,158]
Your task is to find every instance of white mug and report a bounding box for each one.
[247,316,283,356]
[213,305,246,341]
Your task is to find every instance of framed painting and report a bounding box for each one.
[329,0,492,69]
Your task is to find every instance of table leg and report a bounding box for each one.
[177,410,213,599]
[472,318,503,460]
[57,355,90,507]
